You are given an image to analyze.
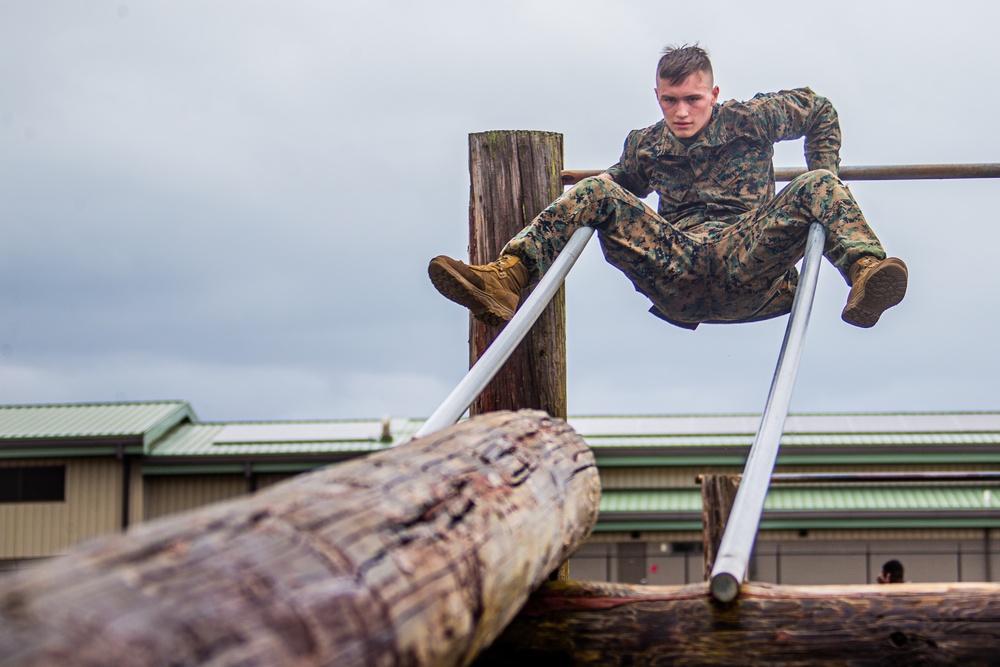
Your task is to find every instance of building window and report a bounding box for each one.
[0,466,66,503]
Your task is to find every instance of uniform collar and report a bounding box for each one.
[657,105,725,155]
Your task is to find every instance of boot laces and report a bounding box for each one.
[851,256,880,284]
[488,256,513,275]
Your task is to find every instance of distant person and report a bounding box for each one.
[428,44,907,330]
[877,559,905,584]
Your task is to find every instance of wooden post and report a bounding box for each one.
[700,474,742,580]
[468,130,566,421]
[0,411,601,667]
[473,580,1000,665]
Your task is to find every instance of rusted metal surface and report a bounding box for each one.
[561,163,1000,186]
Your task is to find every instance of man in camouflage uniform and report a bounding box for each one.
[428,44,907,330]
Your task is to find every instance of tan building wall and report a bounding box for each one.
[753,536,999,585]
[571,531,1000,586]
[0,458,122,559]
[257,473,297,490]
[144,475,249,521]
[128,457,145,528]
[4,456,996,587]
[2,466,315,562]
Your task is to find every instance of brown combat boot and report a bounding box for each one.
[428,254,529,326]
[841,256,908,328]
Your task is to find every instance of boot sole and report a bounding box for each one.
[841,259,908,328]
[428,258,514,327]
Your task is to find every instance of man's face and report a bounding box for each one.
[654,71,719,139]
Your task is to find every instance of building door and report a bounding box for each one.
[618,542,647,583]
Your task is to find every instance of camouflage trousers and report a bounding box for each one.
[501,171,886,328]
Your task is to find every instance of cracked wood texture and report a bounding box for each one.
[473,579,1000,666]
[699,474,741,580]
[468,130,566,420]
[0,410,601,667]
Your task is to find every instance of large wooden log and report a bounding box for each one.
[473,579,1000,665]
[0,410,601,667]
[468,130,566,420]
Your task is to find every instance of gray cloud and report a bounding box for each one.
[1,0,998,420]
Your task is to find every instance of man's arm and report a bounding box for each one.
[603,128,654,197]
[749,88,841,174]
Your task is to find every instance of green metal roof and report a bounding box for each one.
[569,412,1000,437]
[0,401,195,449]
[582,432,1000,449]
[596,485,1000,533]
[601,489,702,513]
[147,418,425,457]
[572,412,1000,467]
[600,486,1000,515]
[2,403,999,470]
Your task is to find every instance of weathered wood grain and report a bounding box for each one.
[0,410,601,667]
[473,579,1000,665]
[699,474,741,580]
[468,130,566,421]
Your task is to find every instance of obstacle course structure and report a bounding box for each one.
[2,131,999,666]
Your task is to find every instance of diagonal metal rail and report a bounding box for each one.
[709,222,826,603]
[420,162,1000,444]
[412,227,595,440]
[417,160,998,598]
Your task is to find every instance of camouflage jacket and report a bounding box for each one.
[605,88,841,230]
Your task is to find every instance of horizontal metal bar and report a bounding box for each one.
[758,510,1000,522]
[596,517,1000,532]
[770,472,1000,484]
[709,222,825,604]
[603,508,998,524]
[698,471,1000,484]
[778,163,1000,181]
[412,227,595,440]
[561,163,1000,186]
[760,517,1000,531]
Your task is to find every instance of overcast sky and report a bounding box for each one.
[1,1,998,422]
